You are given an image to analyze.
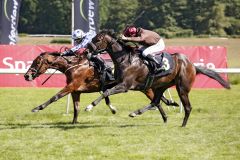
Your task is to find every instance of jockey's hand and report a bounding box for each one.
[61,50,73,56]
[60,51,68,56]
[86,52,92,60]
[120,34,128,41]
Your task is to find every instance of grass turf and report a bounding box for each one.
[0,85,239,160]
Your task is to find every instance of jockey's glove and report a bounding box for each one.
[86,52,92,60]
[61,50,73,56]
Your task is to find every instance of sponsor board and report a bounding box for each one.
[0,45,228,88]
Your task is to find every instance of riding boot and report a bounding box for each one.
[145,54,165,73]
[146,54,160,65]
[90,56,105,71]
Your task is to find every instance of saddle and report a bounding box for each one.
[143,52,175,90]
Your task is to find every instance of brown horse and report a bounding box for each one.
[85,30,230,127]
[24,51,177,124]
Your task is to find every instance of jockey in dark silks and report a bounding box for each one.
[121,25,166,72]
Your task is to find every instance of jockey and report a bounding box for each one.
[61,29,106,70]
[121,25,165,72]
[61,29,95,56]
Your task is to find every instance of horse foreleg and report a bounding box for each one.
[129,104,154,117]
[71,91,81,124]
[104,96,117,114]
[156,104,167,123]
[31,87,71,112]
[85,83,127,111]
[139,89,167,122]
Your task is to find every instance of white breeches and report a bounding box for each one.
[142,38,165,57]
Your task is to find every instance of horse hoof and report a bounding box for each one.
[72,121,77,124]
[85,104,93,112]
[111,109,117,114]
[31,108,39,112]
[110,106,117,114]
[163,118,168,123]
[129,112,137,118]
[170,101,179,107]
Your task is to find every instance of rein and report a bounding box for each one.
[41,55,62,85]
[64,60,88,74]
[41,69,58,85]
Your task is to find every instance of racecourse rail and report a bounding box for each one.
[1,68,240,74]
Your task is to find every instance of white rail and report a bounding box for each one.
[0,69,62,74]
[1,68,240,74]
[213,68,240,73]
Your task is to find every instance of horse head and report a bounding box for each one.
[24,52,60,81]
[90,30,123,54]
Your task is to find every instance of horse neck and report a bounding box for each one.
[108,41,132,69]
[49,56,85,73]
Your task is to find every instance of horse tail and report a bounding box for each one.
[195,66,231,89]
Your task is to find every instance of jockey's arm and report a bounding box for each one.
[73,32,96,51]
[62,32,96,56]
[123,36,144,42]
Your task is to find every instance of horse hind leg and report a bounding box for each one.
[129,89,167,123]
[104,96,117,114]
[71,91,81,124]
[176,85,192,127]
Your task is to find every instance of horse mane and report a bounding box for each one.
[39,51,61,56]
[99,29,134,51]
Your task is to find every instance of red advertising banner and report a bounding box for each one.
[0,45,228,88]
[0,45,68,87]
[165,46,228,88]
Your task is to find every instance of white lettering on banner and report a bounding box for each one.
[3,57,32,70]
[88,0,96,34]
[193,58,216,69]
[8,0,19,45]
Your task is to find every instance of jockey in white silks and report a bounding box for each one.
[61,29,96,56]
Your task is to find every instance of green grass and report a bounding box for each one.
[0,85,240,160]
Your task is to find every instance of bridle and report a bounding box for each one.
[26,55,46,78]
[26,54,60,80]
[94,33,118,54]
[94,32,132,64]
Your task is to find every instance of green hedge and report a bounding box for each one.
[50,39,71,44]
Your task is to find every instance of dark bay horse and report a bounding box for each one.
[85,30,230,127]
[24,51,177,124]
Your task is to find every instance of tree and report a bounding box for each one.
[207,3,229,36]
[18,0,38,33]
[100,0,139,32]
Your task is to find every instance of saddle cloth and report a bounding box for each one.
[154,52,175,77]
